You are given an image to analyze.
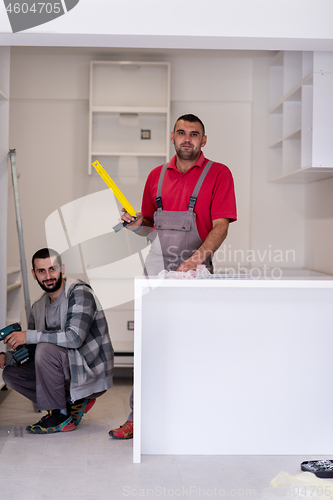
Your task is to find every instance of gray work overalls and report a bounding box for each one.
[144,160,214,276]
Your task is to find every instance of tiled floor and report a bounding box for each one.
[0,378,326,499]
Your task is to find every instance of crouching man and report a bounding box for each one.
[0,248,114,434]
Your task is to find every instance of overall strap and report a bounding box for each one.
[155,163,169,211]
[188,160,214,212]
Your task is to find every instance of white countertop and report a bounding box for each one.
[135,275,333,289]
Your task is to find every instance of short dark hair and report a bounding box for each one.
[32,248,62,270]
[174,114,205,135]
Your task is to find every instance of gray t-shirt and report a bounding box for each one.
[45,287,66,331]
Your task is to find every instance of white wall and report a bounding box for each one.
[0,47,10,323]
[0,46,10,381]
[0,47,9,328]
[168,52,253,270]
[8,48,94,290]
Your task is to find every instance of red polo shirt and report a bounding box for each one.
[141,153,237,242]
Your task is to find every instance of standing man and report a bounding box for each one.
[109,113,237,440]
[0,248,114,434]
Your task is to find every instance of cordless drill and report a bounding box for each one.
[0,323,30,365]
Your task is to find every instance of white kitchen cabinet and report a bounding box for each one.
[134,275,333,462]
[268,51,333,182]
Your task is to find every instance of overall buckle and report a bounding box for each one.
[188,196,197,210]
[156,196,163,209]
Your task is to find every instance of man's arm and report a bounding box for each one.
[177,218,230,272]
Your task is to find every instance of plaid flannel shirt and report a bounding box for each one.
[25,278,114,401]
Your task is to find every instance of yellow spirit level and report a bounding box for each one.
[92,160,138,232]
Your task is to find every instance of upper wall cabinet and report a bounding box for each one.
[88,61,170,175]
[268,51,333,183]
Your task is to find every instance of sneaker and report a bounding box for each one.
[109,420,133,439]
[26,413,48,433]
[27,410,75,434]
[69,398,96,426]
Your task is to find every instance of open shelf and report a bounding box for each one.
[269,165,333,184]
[90,61,169,108]
[268,51,333,182]
[91,112,168,156]
[89,61,170,175]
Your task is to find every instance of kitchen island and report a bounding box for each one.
[133,276,333,463]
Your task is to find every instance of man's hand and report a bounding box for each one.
[0,353,6,369]
[120,208,153,236]
[177,255,202,273]
[120,208,143,230]
[4,330,26,349]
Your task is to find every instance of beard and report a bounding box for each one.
[36,273,63,293]
[175,143,200,161]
